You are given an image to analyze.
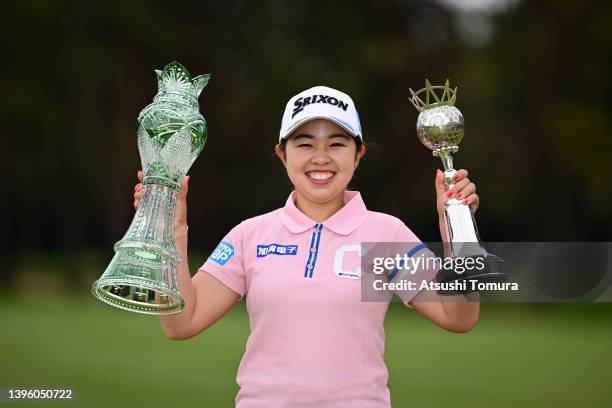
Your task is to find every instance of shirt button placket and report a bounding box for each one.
[304,223,323,279]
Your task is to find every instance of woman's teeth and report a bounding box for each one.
[307,171,334,180]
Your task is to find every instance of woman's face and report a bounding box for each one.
[275,119,366,205]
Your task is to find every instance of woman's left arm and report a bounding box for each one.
[410,169,480,333]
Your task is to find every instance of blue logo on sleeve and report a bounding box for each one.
[210,241,235,265]
[257,244,298,258]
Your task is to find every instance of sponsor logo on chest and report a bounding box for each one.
[333,245,362,279]
[257,243,299,257]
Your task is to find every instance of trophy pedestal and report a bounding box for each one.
[435,199,508,295]
[435,253,506,295]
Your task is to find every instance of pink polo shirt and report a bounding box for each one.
[199,191,437,407]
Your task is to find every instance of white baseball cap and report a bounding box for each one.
[279,85,363,143]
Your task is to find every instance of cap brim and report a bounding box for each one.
[280,115,362,143]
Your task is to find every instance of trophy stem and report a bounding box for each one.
[437,150,459,188]
[116,184,179,259]
[438,150,454,172]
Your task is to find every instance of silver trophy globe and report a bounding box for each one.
[409,80,507,292]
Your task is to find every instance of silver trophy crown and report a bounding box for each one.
[409,79,464,160]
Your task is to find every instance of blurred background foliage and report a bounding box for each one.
[1,0,611,406]
[2,0,612,287]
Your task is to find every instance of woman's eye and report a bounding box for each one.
[297,143,312,148]
[330,143,346,148]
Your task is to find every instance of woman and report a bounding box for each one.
[134,86,480,407]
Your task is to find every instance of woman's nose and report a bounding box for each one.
[310,152,331,164]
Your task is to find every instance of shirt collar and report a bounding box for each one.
[281,190,368,235]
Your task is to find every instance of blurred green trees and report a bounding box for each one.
[1,0,611,290]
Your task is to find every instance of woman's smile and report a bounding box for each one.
[305,170,336,184]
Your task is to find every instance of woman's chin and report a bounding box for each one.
[299,184,345,203]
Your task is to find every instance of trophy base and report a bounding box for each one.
[92,278,184,316]
[92,247,184,315]
[435,253,507,295]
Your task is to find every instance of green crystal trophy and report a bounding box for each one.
[92,62,210,314]
[409,80,507,292]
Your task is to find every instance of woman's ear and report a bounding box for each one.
[354,144,366,168]
[275,144,287,167]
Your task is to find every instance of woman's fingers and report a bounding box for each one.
[435,169,446,194]
[437,168,479,212]
[452,168,469,182]
[462,193,479,212]
[133,179,143,209]
[132,172,190,213]
[454,182,476,200]
[133,190,142,208]
[447,178,469,195]
[134,170,144,209]
[178,175,190,200]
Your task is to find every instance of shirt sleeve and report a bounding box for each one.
[388,222,439,308]
[198,223,246,300]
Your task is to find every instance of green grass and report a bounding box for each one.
[1,297,611,407]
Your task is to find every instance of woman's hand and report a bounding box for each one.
[133,171,144,209]
[434,168,479,216]
[133,170,190,229]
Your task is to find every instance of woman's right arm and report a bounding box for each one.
[134,171,240,340]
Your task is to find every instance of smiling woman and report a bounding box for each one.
[274,119,366,222]
[133,85,483,407]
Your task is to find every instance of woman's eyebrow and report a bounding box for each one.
[329,133,351,140]
[291,134,314,141]
[290,133,349,141]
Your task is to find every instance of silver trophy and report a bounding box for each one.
[409,80,506,291]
